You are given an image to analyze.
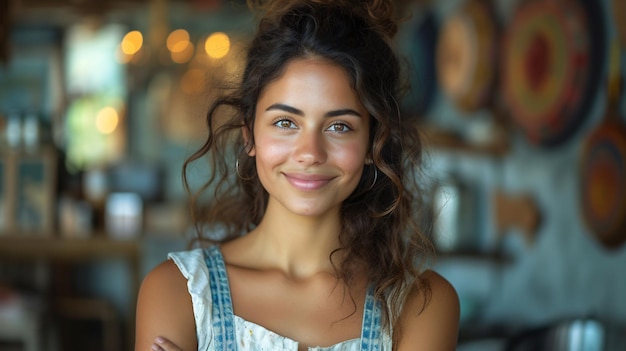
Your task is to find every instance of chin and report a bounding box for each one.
[285,201,340,218]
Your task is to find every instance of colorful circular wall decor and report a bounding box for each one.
[436,0,498,113]
[501,0,601,146]
[580,119,626,248]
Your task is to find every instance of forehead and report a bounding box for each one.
[256,58,363,110]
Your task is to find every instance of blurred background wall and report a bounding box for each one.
[0,0,625,350]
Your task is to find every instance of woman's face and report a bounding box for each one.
[250,58,370,218]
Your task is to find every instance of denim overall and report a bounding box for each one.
[203,245,385,351]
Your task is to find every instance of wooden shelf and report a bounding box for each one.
[0,235,139,261]
[420,124,510,157]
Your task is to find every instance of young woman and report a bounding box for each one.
[135,0,460,350]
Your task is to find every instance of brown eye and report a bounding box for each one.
[327,123,350,133]
[274,119,295,129]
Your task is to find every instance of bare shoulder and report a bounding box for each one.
[396,270,460,351]
[135,260,197,351]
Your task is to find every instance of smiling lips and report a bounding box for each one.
[283,172,336,191]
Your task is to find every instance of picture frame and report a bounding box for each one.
[14,148,57,235]
[0,148,56,236]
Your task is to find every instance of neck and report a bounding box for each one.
[242,201,344,279]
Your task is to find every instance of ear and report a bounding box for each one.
[242,126,256,156]
[365,154,373,165]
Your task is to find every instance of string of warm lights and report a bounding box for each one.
[117,28,231,65]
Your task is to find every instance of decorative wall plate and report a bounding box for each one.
[580,119,626,248]
[436,0,497,113]
[502,0,596,146]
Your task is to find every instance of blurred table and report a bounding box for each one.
[0,235,140,351]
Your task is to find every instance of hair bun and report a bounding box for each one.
[247,0,398,39]
[356,0,398,39]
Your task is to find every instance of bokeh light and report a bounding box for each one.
[96,106,119,134]
[180,68,206,94]
[171,42,195,64]
[204,32,230,59]
[167,29,190,53]
[121,30,143,55]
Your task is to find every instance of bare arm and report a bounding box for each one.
[397,270,460,351]
[135,260,198,351]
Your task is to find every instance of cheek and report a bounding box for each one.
[332,141,368,174]
[253,135,290,165]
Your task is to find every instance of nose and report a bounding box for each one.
[293,129,327,166]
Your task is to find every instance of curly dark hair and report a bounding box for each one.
[183,0,433,338]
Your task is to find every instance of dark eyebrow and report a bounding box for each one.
[266,103,304,116]
[265,103,362,118]
[324,109,362,118]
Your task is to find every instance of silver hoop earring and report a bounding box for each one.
[367,167,378,190]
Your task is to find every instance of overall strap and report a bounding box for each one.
[205,246,238,351]
[360,285,383,351]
